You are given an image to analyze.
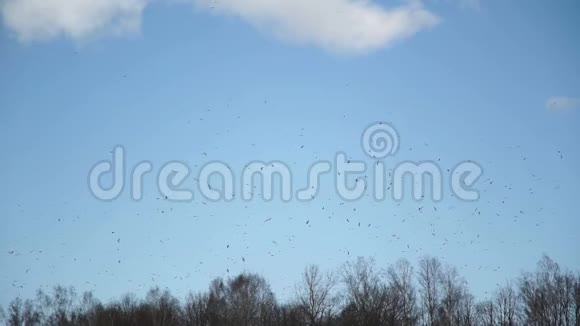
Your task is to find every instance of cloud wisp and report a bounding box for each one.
[194,0,440,53]
[0,0,148,42]
[546,96,580,112]
[0,0,440,53]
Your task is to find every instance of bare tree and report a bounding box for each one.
[1,255,579,326]
[475,300,495,326]
[418,256,442,326]
[276,304,303,326]
[109,292,139,326]
[438,265,464,326]
[7,298,23,326]
[386,259,419,326]
[342,257,388,326]
[558,272,576,326]
[76,291,101,326]
[184,292,209,326]
[145,287,181,326]
[520,255,566,326]
[295,265,338,326]
[51,285,77,325]
[23,298,42,325]
[573,274,580,326]
[495,282,518,326]
[0,305,5,324]
[208,273,277,326]
[460,291,476,326]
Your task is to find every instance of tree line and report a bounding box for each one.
[2,255,579,326]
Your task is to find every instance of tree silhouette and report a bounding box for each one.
[2,255,579,326]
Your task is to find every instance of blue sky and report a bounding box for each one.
[1,0,579,307]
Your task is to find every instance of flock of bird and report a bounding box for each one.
[1,104,571,303]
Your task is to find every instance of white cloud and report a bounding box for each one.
[0,0,440,53]
[195,0,440,53]
[546,96,580,111]
[0,0,148,42]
